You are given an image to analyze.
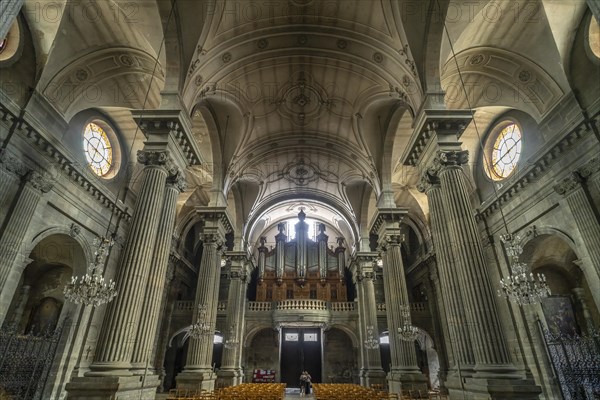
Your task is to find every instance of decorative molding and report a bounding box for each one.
[69,223,81,238]
[0,148,28,177]
[402,110,473,166]
[199,232,225,246]
[440,46,564,118]
[0,102,131,221]
[132,110,203,166]
[553,172,583,196]
[436,150,469,168]
[43,47,164,115]
[24,170,54,193]
[369,208,408,236]
[478,119,594,219]
[137,149,171,166]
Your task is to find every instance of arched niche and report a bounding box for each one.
[243,327,279,381]
[5,233,85,334]
[522,233,600,335]
[323,328,357,383]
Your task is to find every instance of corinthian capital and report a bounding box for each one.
[578,157,600,179]
[435,150,469,168]
[416,166,441,193]
[137,150,171,166]
[24,170,54,193]
[200,232,224,246]
[167,169,187,192]
[553,172,583,196]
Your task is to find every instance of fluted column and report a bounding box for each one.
[375,215,426,392]
[436,150,515,375]
[0,170,53,325]
[352,254,386,387]
[417,172,475,382]
[0,0,23,39]
[554,168,600,305]
[131,170,186,374]
[218,254,251,386]
[155,257,178,392]
[86,150,171,376]
[177,232,224,391]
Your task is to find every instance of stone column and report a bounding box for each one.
[417,171,475,385]
[131,170,186,374]
[426,263,450,387]
[0,0,23,39]
[554,170,600,307]
[155,256,178,392]
[373,211,426,393]
[218,253,251,386]
[352,253,386,387]
[84,150,170,379]
[0,170,52,325]
[435,149,540,399]
[178,209,232,391]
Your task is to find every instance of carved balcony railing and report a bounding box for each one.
[275,299,328,310]
[329,302,356,312]
[248,301,272,312]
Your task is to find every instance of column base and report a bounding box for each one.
[387,368,428,394]
[217,368,244,387]
[446,376,541,400]
[176,370,217,391]
[359,368,386,387]
[65,375,160,400]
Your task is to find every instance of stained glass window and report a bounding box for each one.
[490,123,522,180]
[83,122,113,177]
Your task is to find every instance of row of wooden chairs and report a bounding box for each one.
[167,383,286,400]
[312,383,396,400]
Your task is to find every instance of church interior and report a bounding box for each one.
[0,0,599,399]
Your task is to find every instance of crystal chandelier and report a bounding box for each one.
[188,304,213,340]
[224,324,239,349]
[397,304,419,341]
[364,325,380,349]
[64,236,117,307]
[498,233,551,305]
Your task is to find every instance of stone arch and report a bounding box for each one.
[323,327,358,383]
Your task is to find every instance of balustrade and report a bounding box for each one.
[329,302,355,312]
[275,299,327,310]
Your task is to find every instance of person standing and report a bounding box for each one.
[299,370,312,395]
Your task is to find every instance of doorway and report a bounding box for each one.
[280,327,322,387]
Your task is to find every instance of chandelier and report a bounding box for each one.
[364,325,380,349]
[498,233,551,305]
[188,305,213,340]
[224,324,239,349]
[397,304,419,341]
[64,236,117,307]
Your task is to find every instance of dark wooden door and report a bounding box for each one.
[280,327,322,387]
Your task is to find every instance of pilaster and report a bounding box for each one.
[0,169,53,325]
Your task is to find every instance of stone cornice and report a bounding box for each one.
[132,109,202,166]
[369,207,408,237]
[195,206,234,235]
[402,109,473,166]
[0,102,131,221]
[478,120,594,219]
